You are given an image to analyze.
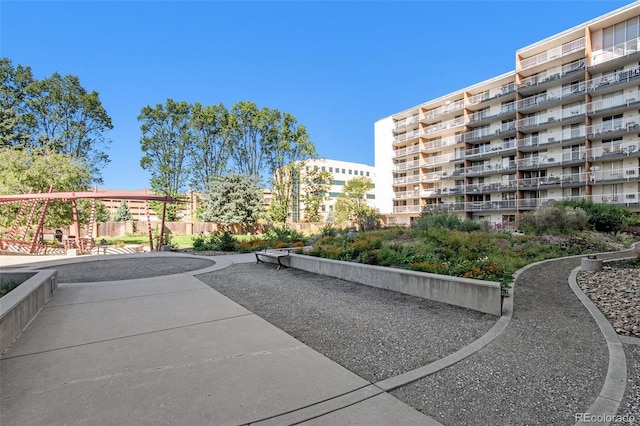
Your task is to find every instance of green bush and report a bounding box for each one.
[520,202,589,235]
[192,231,237,251]
[560,200,627,233]
[263,225,305,247]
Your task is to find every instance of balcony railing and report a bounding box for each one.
[423,100,465,121]
[465,140,517,158]
[393,115,419,130]
[588,167,640,183]
[587,142,639,159]
[394,160,421,172]
[393,130,420,143]
[393,143,425,158]
[592,37,640,65]
[422,134,464,151]
[586,66,640,92]
[518,37,585,71]
[516,113,558,130]
[393,205,423,214]
[585,90,640,115]
[518,171,585,188]
[587,115,640,137]
[423,116,465,135]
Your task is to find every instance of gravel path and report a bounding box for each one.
[195,264,497,383]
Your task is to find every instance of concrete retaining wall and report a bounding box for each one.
[0,269,58,354]
[273,254,501,316]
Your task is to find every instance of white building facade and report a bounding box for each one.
[375,2,640,228]
[293,159,375,223]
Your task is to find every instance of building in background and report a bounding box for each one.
[292,159,376,223]
[375,2,640,228]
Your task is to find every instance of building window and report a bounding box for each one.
[603,17,639,50]
[366,172,370,177]
[329,167,333,172]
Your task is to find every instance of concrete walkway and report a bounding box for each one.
[0,253,437,426]
[1,248,637,425]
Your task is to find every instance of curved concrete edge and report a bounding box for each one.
[569,266,627,426]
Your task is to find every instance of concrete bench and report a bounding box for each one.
[254,249,291,270]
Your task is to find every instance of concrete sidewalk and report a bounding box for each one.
[0,253,436,425]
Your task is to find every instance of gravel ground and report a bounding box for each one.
[195,263,497,383]
[49,256,215,283]
[390,258,609,425]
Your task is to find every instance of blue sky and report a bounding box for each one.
[1,0,633,190]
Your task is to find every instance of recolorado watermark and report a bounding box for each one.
[575,412,636,423]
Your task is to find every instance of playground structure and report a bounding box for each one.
[0,188,179,255]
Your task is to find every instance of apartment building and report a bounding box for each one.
[375,2,640,229]
[293,159,375,222]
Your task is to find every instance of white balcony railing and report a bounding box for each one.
[518,37,585,71]
[592,37,640,65]
[587,115,640,137]
[587,142,640,159]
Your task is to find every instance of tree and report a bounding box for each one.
[301,167,332,222]
[1,59,113,182]
[226,101,275,180]
[200,173,264,230]
[267,113,317,223]
[0,147,92,228]
[188,102,231,192]
[333,176,373,227]
[0,58,36,148]
[139,99,192,196]
[113,200,133,222]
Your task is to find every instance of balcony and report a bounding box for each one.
[587,142,640,160]
[465,161,515,176]
[589,167,640,183]
[592,37,640,66]
[516,113,558,131]
[585,90,640,115]
[467,200,517,212]
[591,192,640,205]
[393,115,420,131]
[518,37,585,71]
[520,172,586,189]
[422,100,465,122]
[423,116,465,136]
[393,144,425,158]
[466,141,517,159]
[394,160,421,172]
[393,130,420,143]
[422,134,464,151]
[587,117,640,139]
[393,205,423,214]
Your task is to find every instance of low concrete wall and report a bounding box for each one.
[0,269,58,354]
[272,254,501,316]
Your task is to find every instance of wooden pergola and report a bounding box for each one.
[0,188,179,255]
